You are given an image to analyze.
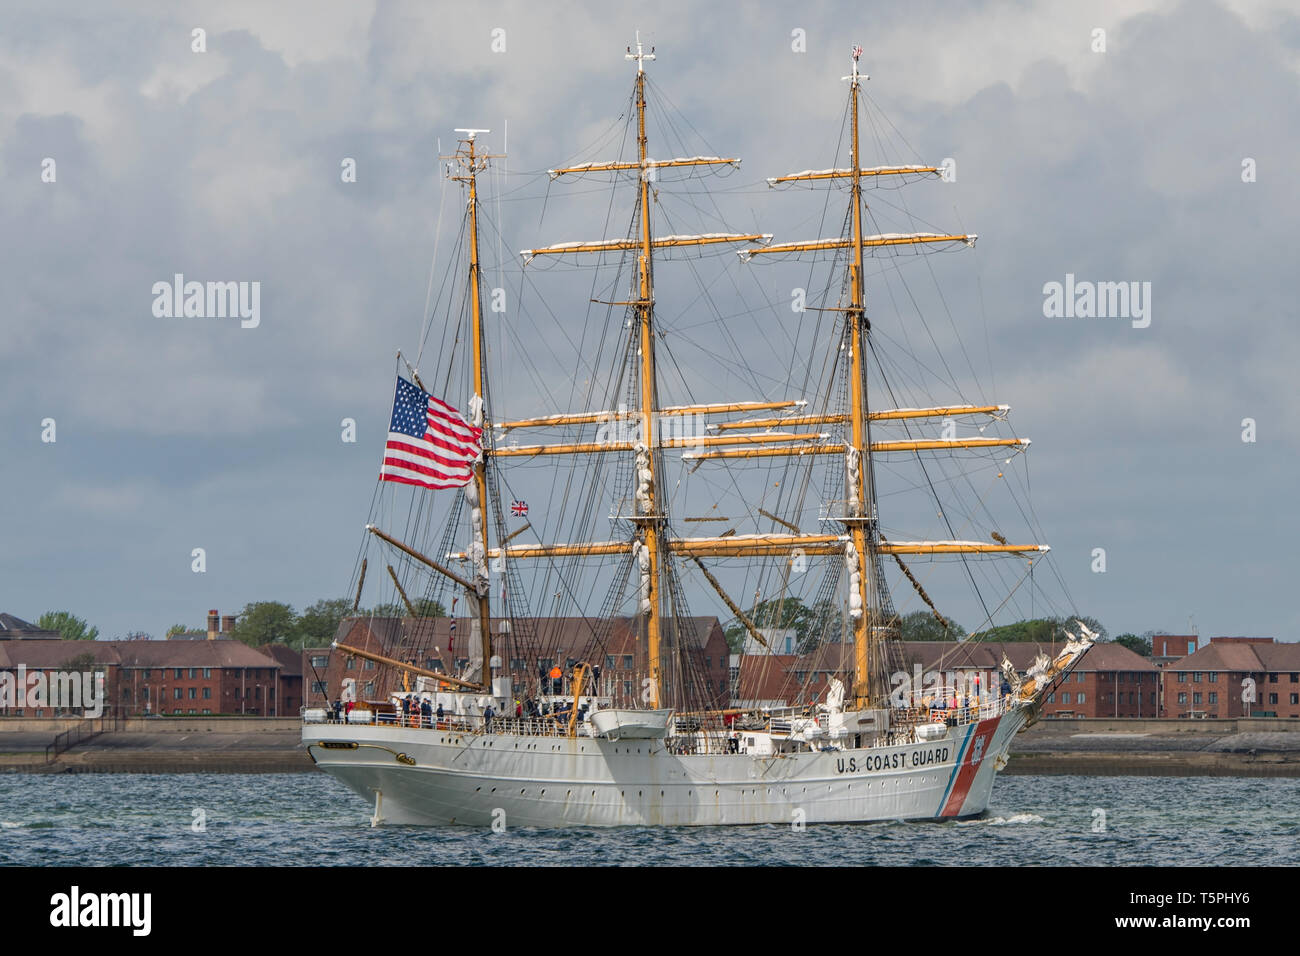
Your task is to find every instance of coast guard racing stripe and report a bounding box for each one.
[937,717,999,818]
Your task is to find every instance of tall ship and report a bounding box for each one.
[304,38,1092,827]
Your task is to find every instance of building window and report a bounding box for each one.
[1077,693,1086,704]
[202,709,211,715]
[363,682,374,696]
[233,688,240,699]
[1290,674,1298,683]
[1177,673,1186,683]
[1192,672,1202,683]
[1047,693,1055,703]
[310,656,328,668]
[311,681,327,695]
[1268,693,1278,705]
[622,681,632,697]
[1268,673,1278,683]
[174,688,182,700]
[1208,672,1217,683]
[1178,692,1187,704]
[1118,673,1124,683]
[142,669,151,680]
[175,668,183,679]
[1077,673,1085,683]
[122,688,131,701]
[509,658,525,671]
[188,687,197,699]
[456,658,469,670]
[1208,692,1218,703]
[142,687,149,699]
[705,656,712,669]
[1061,693,1071,704]
[622,655,634,670]
[605,655,616,670]
[1128,692,1135,705]
[203,687,211,700]
[795,671,808,683]
[203,668,211,679]
[364,660,376,670]
[1291,694,1299,705]
[188,668,197,679]
[1193,692,1202,705]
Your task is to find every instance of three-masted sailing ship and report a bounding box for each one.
[304,38,1092,827]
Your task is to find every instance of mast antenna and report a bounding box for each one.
[625,31,655,74]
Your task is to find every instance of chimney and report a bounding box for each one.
[222,615,236,636]
[207,609,219,641]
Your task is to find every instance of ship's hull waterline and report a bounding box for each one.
[304,708,1027,827]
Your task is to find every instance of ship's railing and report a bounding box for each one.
[320,710,591,738]
[893,692,1016,730]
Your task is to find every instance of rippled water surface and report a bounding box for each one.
[1,773,1295,866]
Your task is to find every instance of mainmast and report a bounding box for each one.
[449,129,499,689]
[844,50,878,709]
[628,35,665,709]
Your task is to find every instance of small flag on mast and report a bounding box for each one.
[851,44,863,59]
[511,500,528,517]
[380,376,483,490]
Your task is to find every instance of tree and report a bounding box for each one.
[723,597,825,654]
[297,598,354,648]
[230,602,296,647]
[165,623,191,638]
[38,611,99,641]
[1112,633,1152,657]
[898,610,965,642]
[364,598,446,619]
[972,615,1108,643]
[972,618,1063,643]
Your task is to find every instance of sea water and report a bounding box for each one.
[0,773,1295,866]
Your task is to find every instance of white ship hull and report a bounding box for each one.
[304,707,1027,827]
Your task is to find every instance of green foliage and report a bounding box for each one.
[297,598,354,648]
[898,610,965,642]
[723,597,835,655]
[231,602,297,647]
[37,611,99,641]
[1112,633,1152,657]
[165,623,191,638]
[972,615,1108,643]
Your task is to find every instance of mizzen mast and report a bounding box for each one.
[447,128,502,689]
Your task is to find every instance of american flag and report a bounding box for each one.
[511,500,528,517]
[851,44,863,59]
[380,376,482,490]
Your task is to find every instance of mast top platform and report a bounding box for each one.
[842,43,869,84]
[626,31,655,74]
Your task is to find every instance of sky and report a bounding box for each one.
[2,0,1297,645]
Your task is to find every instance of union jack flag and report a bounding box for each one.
[511,500,528,517]
[851,44,863,59]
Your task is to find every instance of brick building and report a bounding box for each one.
[736,639,1159,718]
[1161,637,1300,718]
[0,606,294,717]
[305,615,731,710]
